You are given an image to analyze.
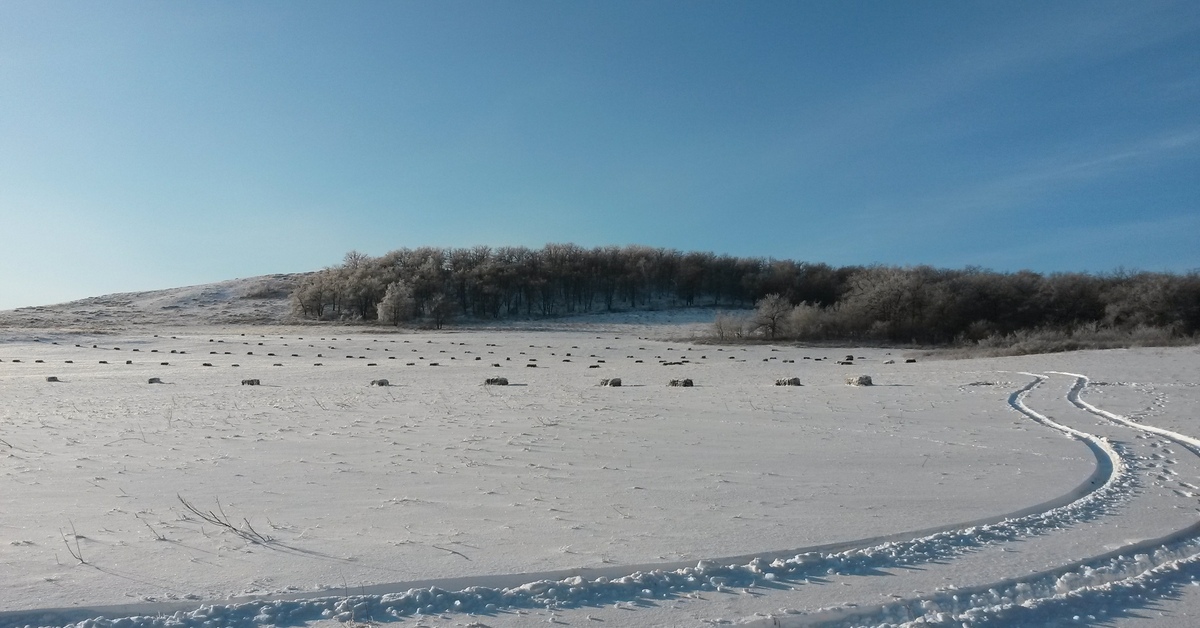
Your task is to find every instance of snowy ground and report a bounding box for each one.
[2,285,1199,627]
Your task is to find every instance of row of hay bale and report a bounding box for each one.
[44,374,874,388]
[5,350,918,367]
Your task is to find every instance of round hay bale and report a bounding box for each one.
[846,375,873,386]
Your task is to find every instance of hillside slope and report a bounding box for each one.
[0,274,305,330]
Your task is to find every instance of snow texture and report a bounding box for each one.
[2,279,1200,627]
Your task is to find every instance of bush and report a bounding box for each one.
[713,312,748,340]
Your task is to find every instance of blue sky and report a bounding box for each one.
[2,1,1198,309]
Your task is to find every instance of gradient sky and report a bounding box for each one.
[2,1,1198,309]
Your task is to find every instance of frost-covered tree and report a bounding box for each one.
[753,294,791,339]
[428,292,456,329]
[712,311,747,340]
[376,281,415,326]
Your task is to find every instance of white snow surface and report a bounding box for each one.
[2,279,1200,627]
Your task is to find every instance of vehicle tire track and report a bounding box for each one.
[1052,370,1200,456]
[750,372,1200,627]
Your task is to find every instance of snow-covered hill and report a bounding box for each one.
[0,274,305,330]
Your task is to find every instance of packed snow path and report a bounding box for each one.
[2,333,1198,627]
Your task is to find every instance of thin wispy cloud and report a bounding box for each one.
[943,127,1200,210]
[788,1,1199,163]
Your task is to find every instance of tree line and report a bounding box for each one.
[289,244,1199,344]
[732,266,1200,348]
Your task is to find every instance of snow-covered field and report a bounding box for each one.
[2,282,1200,627]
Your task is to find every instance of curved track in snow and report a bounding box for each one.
[6,371,1196,628]
[748,372,1200,627]
[1054,371,1200,456]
